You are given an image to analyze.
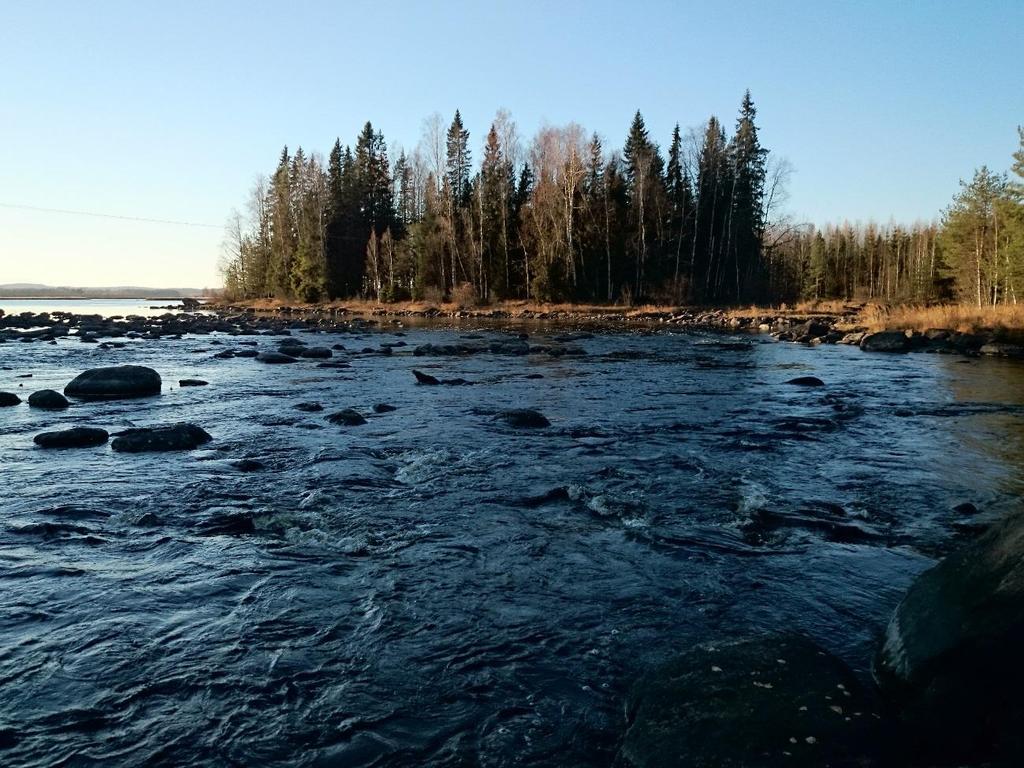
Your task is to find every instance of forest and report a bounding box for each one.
[220,94,1024,308]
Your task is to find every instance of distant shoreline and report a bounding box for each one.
[0,296,205,301]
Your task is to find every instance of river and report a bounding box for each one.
[2,302,1023,765]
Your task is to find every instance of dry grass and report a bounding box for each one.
[857,303,1024,336]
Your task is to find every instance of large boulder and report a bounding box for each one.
[0,391,22,406]
[860,331,910,353]
[64,365,162,399]
[875,511,1024,765]
[619,635,881,767]
[34,426,109,448]
[28,389,70,409]
[111,423,211,452]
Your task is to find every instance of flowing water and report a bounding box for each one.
[2,311,1024,766]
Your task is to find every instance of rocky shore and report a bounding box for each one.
[3,301,1024,360]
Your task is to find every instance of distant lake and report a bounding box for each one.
[0,297,203,318]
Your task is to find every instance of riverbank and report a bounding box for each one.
[4,297,1024,360]
[207,298,1024,358]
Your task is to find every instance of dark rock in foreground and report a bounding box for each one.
[786,376,825,387]
[875,511,1024,765]
[499,409,550,428]
[255,351,298,364]
[178,379,208,387]
[111,423,212,452]
[326,408,367,426]
[860,331,909,353]
[33,426,109,448]
[0,391,22,406]
[28,389,70,409]
[65,365,162,399]
[619,635,881,768]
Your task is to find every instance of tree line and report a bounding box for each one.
[221,100,1024,308]
[222,92,775,305]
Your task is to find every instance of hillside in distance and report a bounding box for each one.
[0,283,214,298]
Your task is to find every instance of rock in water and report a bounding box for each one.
[64,365,162,399]
[111,423,212,452]
[499,409,550,428]
[33,426,109,448]
[860,331,910,353]
[0,392,22,406]
[373,403,397,413]
[28,389,70,409]
[255,351,298,364]
[178,379,208,387]
[875,511,1024,765]
[413,369,440,385]
[620,635,881,768]
[294,402,324,412]
[299,346,333,359]
[326,408,367,426]
[786,376,825,387]
[230,458,265,472]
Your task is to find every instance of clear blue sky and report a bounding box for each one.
[1,0,1021,288]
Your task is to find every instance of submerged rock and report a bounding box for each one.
[373,403,397,413]
[0,391,22,406]
[875,511,1024,765]
[860,331,909,353]
[255,351,298,364]
[33,426,109,448]
[64,365,162,399]
[786,376,825,387]
[294,402,324,412]
[326,408,367,426]
[499,409,550,428]
[230,458,265,472]
[28,389,70,409]
[111,423,212,452]
[620,634,881,768]
[178,379,208,387]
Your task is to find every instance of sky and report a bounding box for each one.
[1,0,1021,289]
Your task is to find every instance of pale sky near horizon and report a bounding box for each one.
[1,0,1021,288]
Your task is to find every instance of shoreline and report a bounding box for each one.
[2,298,1024,358]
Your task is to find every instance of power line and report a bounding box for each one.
[0,202,223,229]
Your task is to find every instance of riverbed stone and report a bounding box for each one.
[33,426,109,448]
[64,365,162,399]
[860,331,910,352]
[326,408,367,426]
[979,342,1024,358]
[178,379,208,387]
[619,634,881,768]
[110,423,212,452]
[255,351,298,364]
[0,392,21,406]
[28,389,70,409]
[786,376,825,387]
[499,409,550,428]
[875,510,1024,765]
